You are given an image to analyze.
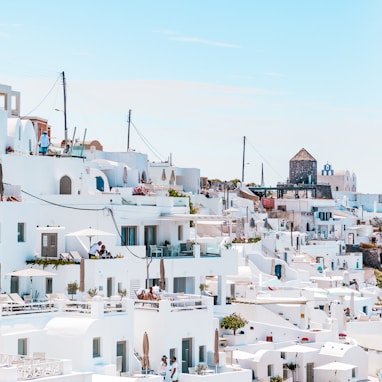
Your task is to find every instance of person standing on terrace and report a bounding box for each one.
[88,241,102,259]
[38,131,50,155]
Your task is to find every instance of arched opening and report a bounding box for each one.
[96,176,104,192]
[275,264,282,280]
[60,175,72,195]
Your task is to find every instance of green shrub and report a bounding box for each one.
[220,312,248,335]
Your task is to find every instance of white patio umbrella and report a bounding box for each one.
[66,227,115,246]
[169,169,175,185]
[349,291,355,317]
[7,268,56,298]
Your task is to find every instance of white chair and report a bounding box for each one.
[149,245,163,257]
[69,251,82,261]
[8,293,27,310]
[60,252,70,260]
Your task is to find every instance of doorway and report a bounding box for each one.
[182,338,192,373]
[41,233,58,258]
[107,277,113,297]
[306,362,314,381]
[116,341,127,374]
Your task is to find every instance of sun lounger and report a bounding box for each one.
[23,294,33,304]
[55,293,70,301]
[0,294,13,310]
[69,251,82,261]
[60,252,70,260]
[8,293,28,309]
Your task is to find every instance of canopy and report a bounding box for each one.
[66,227,115,245]
[7,268,56,277]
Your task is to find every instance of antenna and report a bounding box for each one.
[62,71,68,147]
[127,109,131,151]
[242,136,246,183]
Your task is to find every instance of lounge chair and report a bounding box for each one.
[8,293,28,309]
[60,252,70,260]
[0,294,13,311]
[69,251,82,261]
[33,352,45,360]
[23,294,33,304]
[55,292,70,301]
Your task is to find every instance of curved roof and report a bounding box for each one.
[45,317,97,336]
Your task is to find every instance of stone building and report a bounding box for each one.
[289,148,317,185]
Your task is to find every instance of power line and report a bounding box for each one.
[246,138,284,180]
[21,75,61,118]
[131,120,166,162]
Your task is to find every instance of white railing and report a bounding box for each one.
[0,354,63,380]
[0,298,127,317]
[134,295,207,312]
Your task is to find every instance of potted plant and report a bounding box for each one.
[67,281,79,300]
[87,287,98,298]
[118,288,127,298]
[220,312,248,335]
[199,283,208,295]
[196,364,208,375]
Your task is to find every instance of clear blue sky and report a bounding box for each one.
[1,1,381,192]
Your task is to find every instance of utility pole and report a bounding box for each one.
[241,136,246,183]
[127,109,131,151]
[62,71,68,147]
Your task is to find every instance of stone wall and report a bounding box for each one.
[289,159,317,185]
[361,247,382,270]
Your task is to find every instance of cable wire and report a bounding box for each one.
[21,75,61,118]
[131,121,165,162]
[246,138,284,180]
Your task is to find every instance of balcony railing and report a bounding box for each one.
[0,354,63,380]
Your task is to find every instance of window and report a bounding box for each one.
[17,223,25,242]
[18,338,28,355]
[121,226,137,246]
[267,364,273,377]
[96,176,104,192]
[199,345,206,363]
[93,337,101,357]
